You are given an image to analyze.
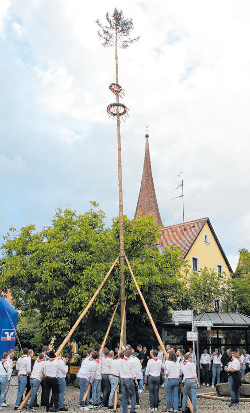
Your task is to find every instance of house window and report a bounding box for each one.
[204,233,209,244]
[217,264,224,278]
[214,298,221,311]
[192,256,200,271]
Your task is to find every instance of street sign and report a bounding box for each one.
[172,310,192,322]
[194,321,213,327]
[187,331,198,341]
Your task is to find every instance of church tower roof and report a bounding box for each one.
[134,134,163,227]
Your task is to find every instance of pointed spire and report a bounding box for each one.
[134,134,163,227]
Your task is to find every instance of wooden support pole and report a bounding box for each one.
[19,257,119,410]
[82,301,119,403]
[125,255,193,413]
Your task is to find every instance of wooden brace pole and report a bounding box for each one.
[82,301,120,403]
[19,257,119,410]
[125,255,193,413]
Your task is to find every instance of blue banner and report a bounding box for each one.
[0,294,18,355]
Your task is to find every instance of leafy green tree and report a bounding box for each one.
[232,248,250,315]
[184,267,234,314]
[0,204,186,349]
[235,248,250,277]
[16,312,43,354]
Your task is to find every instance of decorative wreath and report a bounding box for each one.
[109,83,125,98]
[107,103,129,120]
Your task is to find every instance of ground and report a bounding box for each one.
[3,378,250,413]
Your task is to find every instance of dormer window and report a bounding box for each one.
[204,233,209,244]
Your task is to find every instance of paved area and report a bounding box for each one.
[3,378,250,413]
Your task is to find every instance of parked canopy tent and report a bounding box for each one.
[0,293,18,355]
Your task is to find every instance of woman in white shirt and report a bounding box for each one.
[145,350,162,412]
[164,351,181,413]
[225,352,241,407]
[200,349,211,386]
[211,348,222,388]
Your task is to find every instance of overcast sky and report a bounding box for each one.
[1,0,250,271]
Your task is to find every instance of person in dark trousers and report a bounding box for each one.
[40,346,50,406]
[44,350,59,412]
[221,348,232,383]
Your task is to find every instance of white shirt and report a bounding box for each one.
[165,360,181,379]
[158,350,163,362]
[31,359,45,381]
[145,358,163,377]
[118,357,136,379]
[44,358,59,378]
[110,358,120,377]
[16,355,31,376]
[130,356,143,380]
[1,359,11,380]
[228,358,240,371]
[200,353,211,365]
[94,360,102,380]
[77,357,95,382]
[101,356,112,375]
[212,354,222,366]
[57,358,68,379]
[181,361,197,381]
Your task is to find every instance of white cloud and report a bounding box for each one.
[1,0,250,268]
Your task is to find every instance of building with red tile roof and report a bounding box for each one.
[134,135,233,276]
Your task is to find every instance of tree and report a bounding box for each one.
[232,248,250,315]
[184,267,234,314]
[0,205,186,349]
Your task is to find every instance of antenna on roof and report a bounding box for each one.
[172,171,185,223]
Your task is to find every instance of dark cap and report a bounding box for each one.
[137,344,142,348]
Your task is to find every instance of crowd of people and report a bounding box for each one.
[0,344,247,413]
[199,347,248,407]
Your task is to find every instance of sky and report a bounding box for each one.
[1,0,250,271]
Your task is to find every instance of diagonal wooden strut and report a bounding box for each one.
[82,300,120,403]
[125,255,193,413]
[19,256,119,410]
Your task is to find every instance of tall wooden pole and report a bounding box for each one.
[115,30,126,345]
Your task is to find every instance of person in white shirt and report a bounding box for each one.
[200,349,211,386]
[118,350,137,413]
[92,352,102,407]
[57,353,69,411]
[0,353,11,409]
[2,349,14,407]
[181,353,200,413]
[211,348,222,388]
[77,351,95,410]
[44,350,59,412]
[28,353,45,411]
[145,350,163,412]
[14,348,32,410]
[130,351,143,408]
[108,354,120,409]
[164,351,181,413]
[225,352,241,407]
[101,348,112,408]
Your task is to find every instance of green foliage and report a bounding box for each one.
[184,267,234,314]
[232,248,250,315]
[96,8,139,49]
[16,312,43,354]
[0,205,186,348]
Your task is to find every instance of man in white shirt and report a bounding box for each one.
[28,354,45,411]
[44,350,59,412]
[119,350,137,413]
[57,354,69,411]
[200,349,211,386]
[101,348,112,408]
[0,352,12,408]
[14,348,32,410]
[2,349,14,407]
[77,352,95,410]
[181,354,200,413]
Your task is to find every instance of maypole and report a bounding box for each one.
[96,9,139,344]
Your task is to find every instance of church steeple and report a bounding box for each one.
[134,134,163,227]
